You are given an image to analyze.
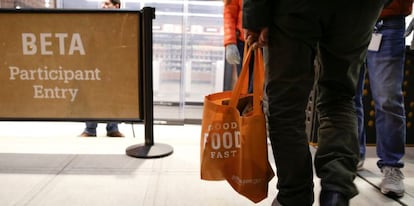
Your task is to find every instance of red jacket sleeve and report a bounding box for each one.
[223,0,244,46]
[380,0,413,18]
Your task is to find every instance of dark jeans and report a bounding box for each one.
[265,0,384,205]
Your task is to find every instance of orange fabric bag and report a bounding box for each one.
[200,47,275,203]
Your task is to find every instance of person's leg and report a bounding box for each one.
[266,21,315,206]
[354,63,368,168]
[316,45,361,201]
[314,0,384,200]
[81,122,98,136]
[236,39,244,76]
[366,18,406,170]
[366,17,406,197]
[106,122,124,137]
[106,122,119,133]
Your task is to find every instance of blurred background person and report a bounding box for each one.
[223,0,254,92]
[355,0,412,198]
[79,0,125,138]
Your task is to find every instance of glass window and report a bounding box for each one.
[124,2,140,9]
[54,0,225,123]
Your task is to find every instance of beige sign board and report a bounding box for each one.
[0,11,141,120]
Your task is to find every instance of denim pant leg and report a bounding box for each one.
[106,122,119,133]
[366,18,406,169]
[84,122,98,135]
[355,64,368,160]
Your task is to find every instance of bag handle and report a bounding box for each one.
[240,42,250,94]
[253,48,264,114]
[229,46,264,115]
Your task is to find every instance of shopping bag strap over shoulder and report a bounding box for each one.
[229,46,264,115]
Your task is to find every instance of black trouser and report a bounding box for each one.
[265,0,385,205]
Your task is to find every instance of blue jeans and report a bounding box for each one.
[84,122,119,135]
[355,17,406,169]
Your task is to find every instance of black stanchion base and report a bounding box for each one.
[125,143,173,159]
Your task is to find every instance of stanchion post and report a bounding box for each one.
[126,7,173,158]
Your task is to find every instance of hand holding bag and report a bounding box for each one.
[200,46,274,203]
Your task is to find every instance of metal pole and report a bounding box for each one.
[126,7,173,158]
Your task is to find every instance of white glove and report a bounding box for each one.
[225,44,241,65]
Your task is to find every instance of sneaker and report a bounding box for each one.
[380,166,405,197]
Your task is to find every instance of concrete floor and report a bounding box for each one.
[0,122,413,206]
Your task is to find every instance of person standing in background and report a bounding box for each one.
[79,0,125,138]
[355,0,412,197]
[223,0,254,92]
[243,0,385,205]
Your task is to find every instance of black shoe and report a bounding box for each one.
[320,191,349,206]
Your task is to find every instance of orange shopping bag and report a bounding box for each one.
[200,47,274,203]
